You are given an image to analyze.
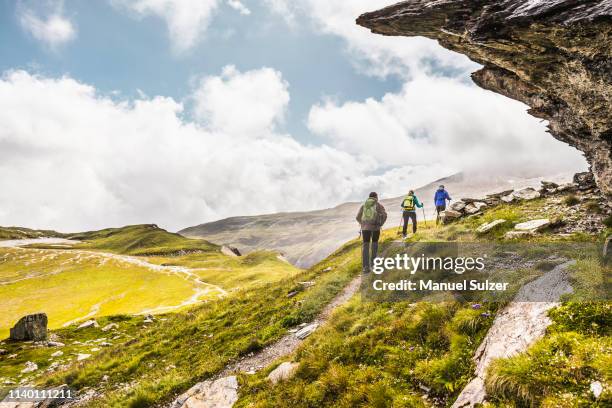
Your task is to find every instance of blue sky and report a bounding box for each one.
[0,0,586,232]
[0,0,402,141]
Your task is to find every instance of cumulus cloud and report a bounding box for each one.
[193,65,289,136]
[18,0,76,48]
[0,69,436,232]
[308,76,586,177]
[227,0,250,15]
[112,0,220,53]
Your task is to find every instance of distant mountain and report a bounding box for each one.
[179,172,574,268]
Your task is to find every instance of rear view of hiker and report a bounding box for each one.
[401,190,423,238]
[434,185,452,224]
[356,192,387,273]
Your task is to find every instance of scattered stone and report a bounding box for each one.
[21,361,38,373]
[500,194,515,203]
[573,172,596,190]
[0,348,7,355]
[102,375,109,382]
[512,188,541,201]
[322,267,333,272]
[540,181,559,190]
[10,313,48,341]
[295,323,318,340]
[47,341,65,347]
[51,350,63,357]
[505,231,534,239]
[464,202,486,215]
[477,220,506,234]
[101,323,118,332]
[441,210,462,224]
[77,353,91,361]
[555,183,577,193]
[90,347,100,352]
[514,219,551,232]
[77,319,99,329]
[450,201,466,212]
[172,375,239,408]
[267,362,299,384]
[221,245,242,257]
[100,342,113,347]
[47,361,60,372]
[8,354,17,359]
[590,381,603,399]
[286,291,298,298]
[298,281,315,288]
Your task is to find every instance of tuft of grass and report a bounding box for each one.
[563,194,580,206]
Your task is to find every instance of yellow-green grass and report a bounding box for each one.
[0,226,64,240]
[25,237,365,407]
[0,248,206,339]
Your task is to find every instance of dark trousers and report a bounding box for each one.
[361,230,380,272]
[402,211,417,235]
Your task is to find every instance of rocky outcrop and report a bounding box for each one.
[357,1,611,196]
[9,313,47,341]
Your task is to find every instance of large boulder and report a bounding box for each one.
[10,313,48,341]
[512,188,541,201]
[450,201,466,212]
[574,172,596,190]
[464,202,487,215]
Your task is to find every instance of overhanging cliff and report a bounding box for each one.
[357,0,611,196]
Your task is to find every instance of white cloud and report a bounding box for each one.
[112,0,220,53]
[193,65,289,136]
[0,69,435,232]
[265,0,477,78]
[227,0,250,15]
[308,76,587,177]
[18,1,76,48]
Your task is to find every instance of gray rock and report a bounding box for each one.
[477,219,507,234]
[101,323,118,332]
[295,323,318,340]
[514,219,551,232]
[464,202,486,215]
[172,376,239,408]
[441,210,462,224]
[573,172,596,190]
[500,194,515,203]
[486,189,514,199]
[51,350,63,357]
[77,353,91,361]
[505,231,534,239]
[47,341,65,347]
[21,361,38,373]
[221,245,242,257]
[512,188,541,201]
[10,313,48,341]
[267,362,299,384]
[77,319,99,329]
[450,201,466,212]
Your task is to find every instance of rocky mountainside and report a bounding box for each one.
[357,0,611,196]
[180,172,574,268]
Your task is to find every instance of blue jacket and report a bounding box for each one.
[401,195,423,211]
[434,189,451,206]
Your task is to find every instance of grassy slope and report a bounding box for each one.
[0,226,65,240]
[0,225,299,338]
[235,194,611,407]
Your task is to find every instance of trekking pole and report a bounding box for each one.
[422,207,428,227]
[396,214,403,235]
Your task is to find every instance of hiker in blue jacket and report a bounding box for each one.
[434,185,452,224]
[401,190,423,238]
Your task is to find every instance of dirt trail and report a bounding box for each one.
[451,261,574,408]
[218,275,362,378]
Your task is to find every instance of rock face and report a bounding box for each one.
[9,313,48,341]
[357,1,611,196]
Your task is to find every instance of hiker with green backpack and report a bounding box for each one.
[401,190,424,238]
[356,192,387,273]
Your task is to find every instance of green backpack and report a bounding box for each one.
[402,195,415,211]
[362,198,378,223]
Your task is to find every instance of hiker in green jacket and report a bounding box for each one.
[356,192,387,273]
[401,190,423,238]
